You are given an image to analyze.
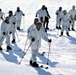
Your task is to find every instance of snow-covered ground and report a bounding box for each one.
[0,0,76,75]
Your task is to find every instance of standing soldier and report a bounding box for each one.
[8,10,17,43]
[44,6,51,30]
[36,5,47,28]
[60,10,71,37]
[0,17,12,51]
[55,7,63,29]
[27,22,52,67]
[14,7,25,30]
[68,5,76,31]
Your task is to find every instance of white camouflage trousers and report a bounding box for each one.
[30,49,38,63]
[16,19,21,28]
[56,18,61,27]
[61,25,69,33]
[0,34,10,46]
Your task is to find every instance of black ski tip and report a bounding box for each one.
[46,63,48,65]
[22,51,24,53]
[45,67,48,69]
[41,54,44,56]
[41,52,45,56]
[19,62,21,64]
[22,51,25,53]
[24,53,26,55]
[43,52,45,54]
[40,65,43,68]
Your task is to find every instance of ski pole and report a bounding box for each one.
[43,42,51,69]
[57,28,59,36]
[23,38,28,53]
[0,34,6,43]
[46,42,51,65]
[16,30,21,46]
[19,41,32,64]
[22,16,25,30]
[0,36,4,43]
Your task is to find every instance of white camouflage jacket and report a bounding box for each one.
[1,21,10,36]
[36,9,47,21]
[27,27,48,49]
[14,10,24,20]
[9,15,17,32]
[61,14,71,27]
[56,10,63,20]
[68,9,76,19]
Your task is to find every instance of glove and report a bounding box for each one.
[1,17,4,20]
[13,22,15,25]
[36,15,37,17]
[48,15,51,19]
[45,29,47,32]
[3,32,6,35]
[23,14,25,16]
[10,32,12,34]
[27,30,29,33]
[59,18,61,21]
[69,21,71,23]
[31,38,35,42]
[48,39,52,43]
[56,13,58,15]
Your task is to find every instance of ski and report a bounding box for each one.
[19,29,23,31]
[49,29,56,31]
[13,49,22,51]
[41,52,45,56]
[6,49,12,52]
[24,64,49,69]
[40,65,49,69]
[38,52,45,56]
[2,48,22,52]
[20,29,23,30]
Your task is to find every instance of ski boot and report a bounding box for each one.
[0,46,2,51]
[32,62,39,67]
[7,46,12,52]
[12,39,15,43]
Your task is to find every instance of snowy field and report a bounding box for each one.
[0,0,76,75]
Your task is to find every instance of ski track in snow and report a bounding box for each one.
[0,0,76,75]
